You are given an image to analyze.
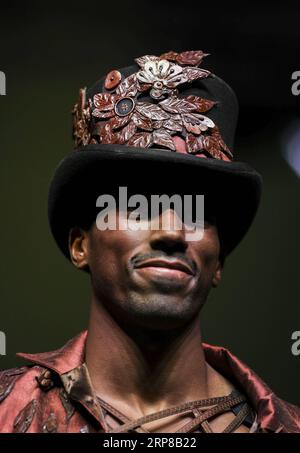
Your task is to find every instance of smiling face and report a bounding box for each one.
[69,203,224,332]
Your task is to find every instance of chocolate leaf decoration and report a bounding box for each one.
[203,136,230,160]
[186,134,205,154]
[211,126,233,157]
[72,89,92,147]
[92,109,115,119]
[163,117,183,133]
[0,373,19,403]
[159,51,179,61]
[152,120,164,129]
[13,400,37,433]
[135,55,158,68]
[97,123,116,144]
[185,95,216,113]
[108,114,132,130]
[117,121,137,144]
[182,113,215,134]
[93,93,116,111]
[135,102,169,121]
[153,129,175,151]
[176,50,209,66]
[116,74,138,97]
[132,113,153,131]
[127,132,153,148]
[182,67,211,83]
[159,97,197,114]
[137,81,152,92]
[78,88,86,113]
[203,136,218,156]
[42,412,58,433]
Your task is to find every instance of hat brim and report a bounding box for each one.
[48,144,262,259]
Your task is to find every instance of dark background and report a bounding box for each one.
[0,2,300,405]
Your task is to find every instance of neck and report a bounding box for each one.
[85,294,230,417]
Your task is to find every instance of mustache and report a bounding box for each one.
[130,251,197,274]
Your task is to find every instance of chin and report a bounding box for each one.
[115,293,204,332]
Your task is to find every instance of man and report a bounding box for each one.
[0,50,300,433]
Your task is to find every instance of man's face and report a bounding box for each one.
[70,206,223,332]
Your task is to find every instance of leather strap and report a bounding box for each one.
[97,389,253,433]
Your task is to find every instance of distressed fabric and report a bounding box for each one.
[0,330,299,433]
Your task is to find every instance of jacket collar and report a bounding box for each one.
[17,330,300,433]
[17,331,108,431]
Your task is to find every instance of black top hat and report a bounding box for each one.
[48,50,262,259]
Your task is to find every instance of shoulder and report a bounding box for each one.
[278,396,300,419]
[0,365,52,432]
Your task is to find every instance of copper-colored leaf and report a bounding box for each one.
[176,50,209,66]
[203,136,228,159]
[186,134,205,154]
[137,81,152,92]
[185,95,216,113]
[72,91,92,147]
[93,93,116,111]
[127,132,153,148]
[153,129,175,151]
[135,55,158,68]
[97,122,116,144]
[135,102,169,121]
[152,120,164,129]
[13,400,37,433]
[159,97,196,114]
[163,117,183,133]
[159,51,179,61]
[182,67,210,82]
[0,369,25,403]
[108,114,132,130]
[42,412,58,433]
[92,109,115,119]
[211,126,233,157]
[182,113,215,134]
[116,74,138,97]
[78,87,87,114]
[132,113,153,131]
[116,121,137,144]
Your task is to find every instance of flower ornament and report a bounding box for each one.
[136,59,185,99]
[135,53,210,100]
[72,50,233,161]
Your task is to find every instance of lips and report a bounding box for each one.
[133,258,195,276]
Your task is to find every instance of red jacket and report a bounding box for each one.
[0,330,299,433]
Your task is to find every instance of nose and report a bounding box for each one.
[149,209,188,254]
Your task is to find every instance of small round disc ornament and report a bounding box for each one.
[114,97,135,117]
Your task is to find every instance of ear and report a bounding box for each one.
[68,227,89,271]
[211,258,224,288]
